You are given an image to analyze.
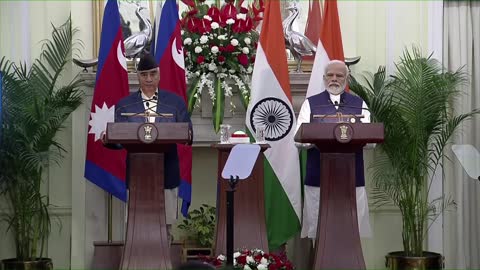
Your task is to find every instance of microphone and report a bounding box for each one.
[114,91,158,113]
[311,103,371,123]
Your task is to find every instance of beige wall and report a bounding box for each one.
[0,1,434,269]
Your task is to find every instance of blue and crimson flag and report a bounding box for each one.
[151,0,193,217]
[85,0,130,200]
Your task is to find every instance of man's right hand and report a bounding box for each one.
[101,131,107,144]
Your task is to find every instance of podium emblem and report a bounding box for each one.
[138,123,158,143]
[249,97,294,141]
[334,123,353,143]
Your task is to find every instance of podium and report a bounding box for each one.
[105,122,190,270]
[212,144,270,255]
[295,122,384,270]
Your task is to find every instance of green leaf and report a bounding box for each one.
[187,76,201,114]
[349,46,479,256]
[212,76,225,133]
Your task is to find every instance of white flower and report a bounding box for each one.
[258,264,268,270]
[211,22,219,29]
[231,39,239,46]
[226,18,235,25]
[244,265,251,270]
[203,15,212,21]
[194,46,203,53]
[200,35,209,44]
[183,38,192,45]
[217,254,226,261]
[229,69,236,74]
[260,257,268,265]
[242,47,250,54]
[211,46,219,54]
[234,252,241,258]
[208,63,217,71]
[246,256,255,264]
[247,66,253,73]
[236,13,247,20]
[218,34,227,40]
[181,30,185,35]
[244,37,251,45]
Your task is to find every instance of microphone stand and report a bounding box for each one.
[226,175,239,267]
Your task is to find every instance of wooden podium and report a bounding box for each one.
[211,144,270,255]
[295,122,384,270]
[105,122,190,270]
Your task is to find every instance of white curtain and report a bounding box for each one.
[443,1,480,268]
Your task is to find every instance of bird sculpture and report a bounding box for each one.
[73,58,98,72]
[123,6,152,60]
[282,3,317,73]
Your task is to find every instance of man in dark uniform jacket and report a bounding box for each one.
[114,54,192,230]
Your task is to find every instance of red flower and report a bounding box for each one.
[198,18,212,34]
[238,54,249,66]
[183,16,200,33]
[197,56,205,64]
[237,255,247,265]
[268,263,279,270]
[221,3,237,20]
[207,6,222,23]
[218,55,226,63]
[181,0,196,8]
[225,44,235,52]
[232,19,245,33]
[251,55,256,63]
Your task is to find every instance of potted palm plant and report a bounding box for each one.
[0,16,84,270]
[349,47,480,270]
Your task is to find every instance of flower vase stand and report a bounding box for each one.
[295,122,384,270]
[105,122,191,270]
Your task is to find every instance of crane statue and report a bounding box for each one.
[73,6,152,71]
[124,6,152,61]
[282,3,316,73]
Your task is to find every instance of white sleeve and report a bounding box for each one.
[296,100,311,133]
[361,101,370,123]
[295,100,313,149]
[361,100,376,149]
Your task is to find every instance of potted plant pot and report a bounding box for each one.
[386,251,443,270]
[1,258,53,270]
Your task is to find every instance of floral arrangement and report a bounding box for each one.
[201,249,294,270]
[181,0,264,132]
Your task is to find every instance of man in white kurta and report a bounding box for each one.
[296,60,372,239]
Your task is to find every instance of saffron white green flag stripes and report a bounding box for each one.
[306,0,344,98]
[245,0,301,250]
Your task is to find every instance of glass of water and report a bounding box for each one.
[219,124,231,144]
[255,125,266,144]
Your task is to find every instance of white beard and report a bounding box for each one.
[326,85,344,95]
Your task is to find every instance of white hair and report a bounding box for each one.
[324,60,349,76]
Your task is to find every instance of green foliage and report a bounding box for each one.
[349,47,479,256]
[0,15,84,260]
[178,204,216,248]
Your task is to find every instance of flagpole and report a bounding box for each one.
[108,193,113,242]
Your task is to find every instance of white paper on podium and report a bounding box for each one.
[222,144,261,180]
[452,144,480,180]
